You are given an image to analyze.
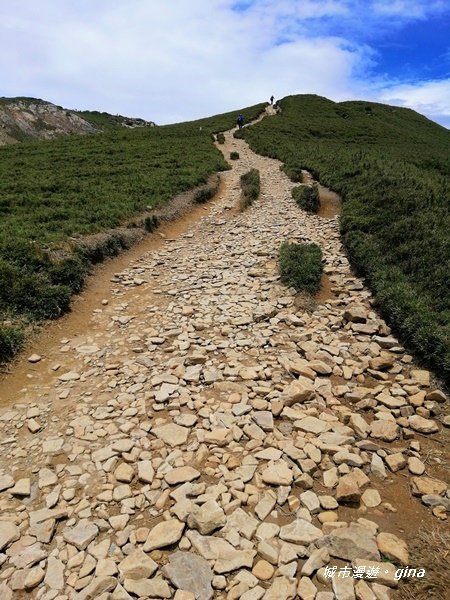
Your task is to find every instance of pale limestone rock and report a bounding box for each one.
[124,577,171,598]
[118,548,158,579]
[295,416,329,434]
[114,462,134,482]
[332,575,355,600]
[62,520,99,550]
[153,423,189,446]
[214,549,256,574]
[58,370,80,381]
[323,524,380,561]
[283,379,315,406]
[143,518,185,551]
[376,532,409,566]
[370,420,399,442]
[407,457,425,475]
[10,478,31,496]
[44,556,65,590]
[262,576,297,600]
[28,354,42,363]
[385,453,406,472]
[0,521,19,551]
[408,415,439,434]
[279,519,323,545]
[361,489,382,508]
[0,474,14,491]
[165,466,201,485]
[255,490,277,520]
[163,551,214,600]
[24,567,45,590]
[351,559,398,588]
[336,474,362,503]
[301,547,330,576]
[187,499,226,535]
[252,559,275,581]
[297,576,317,600]
[410,476,447,496]
[137,460,154,483]
[354,580,376,600]
[262,460,293,486]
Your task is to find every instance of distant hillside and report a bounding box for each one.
[238,94,450,383]
[0,97,154,145]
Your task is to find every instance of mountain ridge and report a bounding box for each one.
[0,96,155,145]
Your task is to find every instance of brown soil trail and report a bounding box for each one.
[0,110,448,599]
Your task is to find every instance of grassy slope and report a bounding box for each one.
[77,110,152,130]
[0,102,266,361]
[238,94,450,382]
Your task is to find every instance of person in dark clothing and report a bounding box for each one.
[237,114,244,129]
[270,95,274,105]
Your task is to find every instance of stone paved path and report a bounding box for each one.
[0,113,448,599]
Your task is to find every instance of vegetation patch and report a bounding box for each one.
[292,184,320,213]
[216,133,225,144]
[282,164,303,182]
[240,169,261,210]
[240,94,450,383]
[230,151,240,160]
[193,177,220,204]
[279,242,323,294]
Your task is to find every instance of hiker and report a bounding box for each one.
[270,95,274,105]
[237,114,244,129]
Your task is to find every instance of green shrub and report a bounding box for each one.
[292,184,320,213]
[230,151,240,160]
[216,133,225,144]
[279,242,323,294]
[240,169,260,210]
[0,325,24,362]
[144,215,159,232]
[193,182,217,204]
[283,164,303,182]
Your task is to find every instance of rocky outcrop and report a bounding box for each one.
[0,97,154,145]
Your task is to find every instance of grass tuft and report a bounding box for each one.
[292,184,320,213]
[240,169,260,210]
[279,242,323,294]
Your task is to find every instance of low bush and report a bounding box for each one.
[144,215,159,232]
[279,242,323,294]
[283,164,303,182]
[292,184,320,213]
[240,169,260,210]
[216,133,225,144]
[193,179,219,204]
[0,325,24,361]
[230,151,240,160]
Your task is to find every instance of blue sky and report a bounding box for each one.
[0,0,449,127]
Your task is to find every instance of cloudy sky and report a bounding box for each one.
[1,0,450,127]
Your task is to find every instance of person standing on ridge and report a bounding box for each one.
[237,114,244,129]
[270,95,274,105]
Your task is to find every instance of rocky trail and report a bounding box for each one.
[0,111,449,600]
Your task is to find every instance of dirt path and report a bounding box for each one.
[0,115,448,600]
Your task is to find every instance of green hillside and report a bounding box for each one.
[76,110,154,130]
[238,94,450,383]
[0,102,266,361]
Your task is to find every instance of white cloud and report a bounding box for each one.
[0,1,448,127]
[372,0,447,19]
[378,78,450,128]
